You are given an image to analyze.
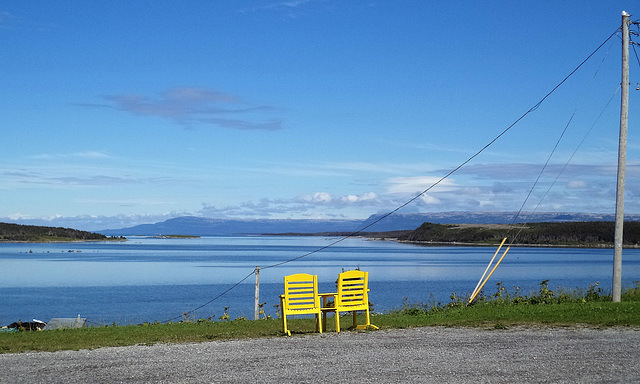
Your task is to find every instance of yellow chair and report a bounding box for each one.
[279,273,322,336]
[321,270,378,332]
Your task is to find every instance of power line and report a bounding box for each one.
[508,86,621,246]
[166,29,619,322]
[262,28,619,270]
[630,20,640,71]
[507,34,617,241]
[164,269,256,323]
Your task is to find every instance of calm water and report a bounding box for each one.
[1,236,639,325]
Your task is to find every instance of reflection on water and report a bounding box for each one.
[1,236,638,324]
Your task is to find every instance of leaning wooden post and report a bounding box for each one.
[470,238,507,302]
[254,266,260,320]
[469,246,510,304]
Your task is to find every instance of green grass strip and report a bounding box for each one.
[2,282,639,354]
[1,301,639,354]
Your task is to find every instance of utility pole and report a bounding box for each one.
[254,266,260,319]
[613,11,630,302]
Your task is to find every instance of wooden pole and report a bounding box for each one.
[254,266,260,319]
[469,238,507,303]
[469,246,511,304]
[613,11,630,302]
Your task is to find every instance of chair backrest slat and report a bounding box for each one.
[336,270,368,308]
[282,273,320,313]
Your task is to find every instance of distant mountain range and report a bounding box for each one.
[97,212,640,236]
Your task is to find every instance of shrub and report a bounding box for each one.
[622,281,640,301]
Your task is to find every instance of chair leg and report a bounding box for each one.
[280,296,291,336]
[355,309,379,330]
[335,310,341,333]
[366,308,379,329]
[282,314,291,336]
[322,311,327,332]
[352,311,358,328]
[316,314,322,333]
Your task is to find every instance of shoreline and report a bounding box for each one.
[270,233,640,249]
[2,235,638,249]
[0,238,126,244]
[395,239,640,249]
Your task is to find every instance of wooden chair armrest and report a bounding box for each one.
[319,292,337,308]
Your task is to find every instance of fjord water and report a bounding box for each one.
[1,236,639,325]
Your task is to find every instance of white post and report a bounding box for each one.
[613,11,630,302]
[254,266,260,319]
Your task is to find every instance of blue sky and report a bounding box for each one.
[1,1,639,231]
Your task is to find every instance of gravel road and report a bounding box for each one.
[1,326,639,383]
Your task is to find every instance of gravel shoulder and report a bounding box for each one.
[1,326,639,383]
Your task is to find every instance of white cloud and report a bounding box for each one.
[300,192,332,203]
[197,191,381,219]
[325,161,431,175]
[7,212,36,221]
[419,194,441,205]
[75,151,111,159]
[78,198,177,207]
[340,192,378,203]
[296,192,381,207]
[30,150,111,160]
[23,175,179,187]
[387,176,456,195]
[567,180,587,189]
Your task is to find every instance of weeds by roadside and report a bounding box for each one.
[393,280,639,318]
[2,281,639,354]
[384,280,640,331]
